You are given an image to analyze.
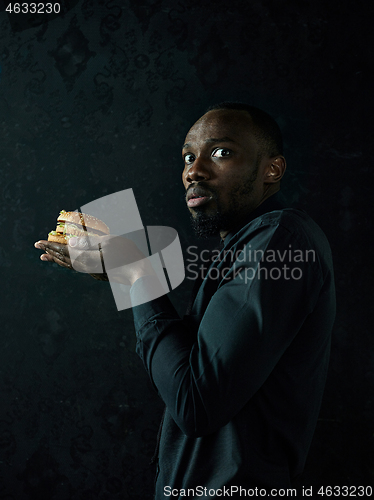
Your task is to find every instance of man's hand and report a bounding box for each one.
[34,235,156,286]
[34,237,109,281]
[35,239,76,267]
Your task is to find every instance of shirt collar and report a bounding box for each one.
[222,193,285,248]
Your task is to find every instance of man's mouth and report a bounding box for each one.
[186,186,213,208]
[187,195,211,208]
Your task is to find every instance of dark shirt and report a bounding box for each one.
[130,196,336,498]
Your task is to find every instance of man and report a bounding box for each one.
[35,102,336,497]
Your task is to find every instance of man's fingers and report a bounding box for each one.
[35,240,70,256]
[69,235,104,249]
[69,236,89,249]
[52,257,72,269]
[45,247,70,263]
[35,238,103,273]
[40,253,53,262]
[39,250,72,269]
[35,240,72,266]
[70,248,103,273]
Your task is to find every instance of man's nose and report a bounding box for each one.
[184,156,210,184]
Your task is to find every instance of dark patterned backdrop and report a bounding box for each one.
[0,0,372,498]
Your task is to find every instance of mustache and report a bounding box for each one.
[185,182,218,202]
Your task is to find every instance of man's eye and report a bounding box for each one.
[184,154,195,165]
[212,148,231,158]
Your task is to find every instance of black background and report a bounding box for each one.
[0,0,372,498]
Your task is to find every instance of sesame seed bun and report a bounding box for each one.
[48,211,110,243]
[57,211,110,235]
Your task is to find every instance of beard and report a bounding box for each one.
[190,210,232,239]
[189,166,259,239]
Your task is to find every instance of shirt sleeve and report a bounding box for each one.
[131,219,325,438]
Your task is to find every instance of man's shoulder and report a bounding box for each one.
[250,207,329,246]
[240,206,333,276]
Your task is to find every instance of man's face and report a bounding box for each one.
[182,109,267,238]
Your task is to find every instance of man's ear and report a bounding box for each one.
[264,156,286,184]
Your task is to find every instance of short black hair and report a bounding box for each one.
[205,101,283,157]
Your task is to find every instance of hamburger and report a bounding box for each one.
[48,210,110,244]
